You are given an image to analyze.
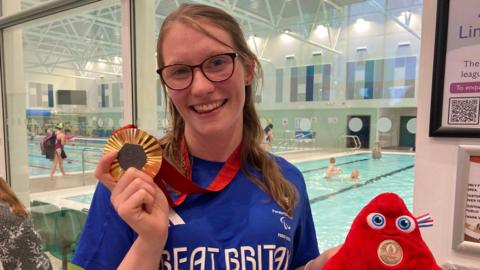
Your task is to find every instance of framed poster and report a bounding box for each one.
[453,145,480,254]
[430,0,480,137]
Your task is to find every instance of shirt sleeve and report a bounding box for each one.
[72,183,136,270]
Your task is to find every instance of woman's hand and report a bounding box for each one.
[95,151,170,248]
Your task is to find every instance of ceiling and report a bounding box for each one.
[18,0,422,79]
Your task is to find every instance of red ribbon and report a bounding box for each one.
[112,124,136,134]
[470,156,480,163]
[154,137,242,206]
[111,125,242,207]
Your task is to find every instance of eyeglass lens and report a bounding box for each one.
[160,53,236,90]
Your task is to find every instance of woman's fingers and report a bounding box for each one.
[113,168,157,197]
[111,177,157,213]
[116,188,155,221]
[94,151,118,190]
[153,185,170,214]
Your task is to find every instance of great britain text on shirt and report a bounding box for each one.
[161,244,291,270]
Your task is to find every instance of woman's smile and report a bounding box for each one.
[191,99,227,114]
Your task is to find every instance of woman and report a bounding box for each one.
[49,123,67,180]
[73,4,337,269]
[262,123,274,151]
[0,177,52,270]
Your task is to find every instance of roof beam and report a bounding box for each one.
[368,0,420,40]
[284,30,343,55]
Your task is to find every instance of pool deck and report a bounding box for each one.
[30,172,98,193]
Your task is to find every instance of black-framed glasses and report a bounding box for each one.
[157,52,238,91]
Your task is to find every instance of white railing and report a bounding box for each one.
[339,135,361,150]
[271,130,319,152]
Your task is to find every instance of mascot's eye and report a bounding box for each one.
[396,216,416,233]
[367,213,386,229]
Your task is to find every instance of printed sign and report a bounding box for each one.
[465,156,480,243]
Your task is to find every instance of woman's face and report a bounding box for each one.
[161,21,253,141]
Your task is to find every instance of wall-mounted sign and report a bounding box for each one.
[430,0,480,137]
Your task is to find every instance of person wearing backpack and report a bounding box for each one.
[40,129,54,157]
[49,123,67,180]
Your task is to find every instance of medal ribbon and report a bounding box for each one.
[112,124,136,134]
[154,136,242,206]
[470,156,480,163]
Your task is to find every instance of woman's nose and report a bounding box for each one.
[190,67,215,95]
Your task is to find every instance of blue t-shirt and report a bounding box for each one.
[72,155,319,270]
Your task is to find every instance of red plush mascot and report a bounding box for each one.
[323,192,441,270]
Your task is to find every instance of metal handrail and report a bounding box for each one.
[81,147,102,176]
[353,135,361,149]
[340,135,361,150]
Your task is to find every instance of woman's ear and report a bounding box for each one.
[243,59,255,86]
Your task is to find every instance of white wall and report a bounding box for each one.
[415,0,480,267]
[26,73,77,91]
[26,73,102,112]
[378,107,416,147]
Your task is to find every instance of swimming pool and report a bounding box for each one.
[28,138,105,177]
[42,151,414,253]
[295,153,415,252]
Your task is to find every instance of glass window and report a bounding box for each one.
[135,0,422,253]
[2,1,127,267]
[2,0,57,16]
[3,0,125,197]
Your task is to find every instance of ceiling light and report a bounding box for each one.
[315,25,328,38]
[354,18,369,32]
[399,11,412,25]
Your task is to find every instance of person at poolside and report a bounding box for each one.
[262,123,274,151]
[49,123,67,180]
[72,3,339,270]
[325,157,342,178]
[371,141,382,159]
[0,177,52,270]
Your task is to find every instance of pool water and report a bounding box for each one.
[295,153,415,252]
[40,151,415,254]
[28,139,105,176]
[66,194,94,204]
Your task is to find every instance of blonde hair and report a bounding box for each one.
[156,3,298,215]
[0,177,28,217]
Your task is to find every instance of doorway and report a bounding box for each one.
[346,115,371,149]
[399,116,416,148]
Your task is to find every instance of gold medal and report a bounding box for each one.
[377,239,403,266]
[103,127,162,181]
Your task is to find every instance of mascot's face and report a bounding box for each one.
[355,193,420,267]
[324,192,441,270]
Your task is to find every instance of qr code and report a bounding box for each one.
[448,97,480,125]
